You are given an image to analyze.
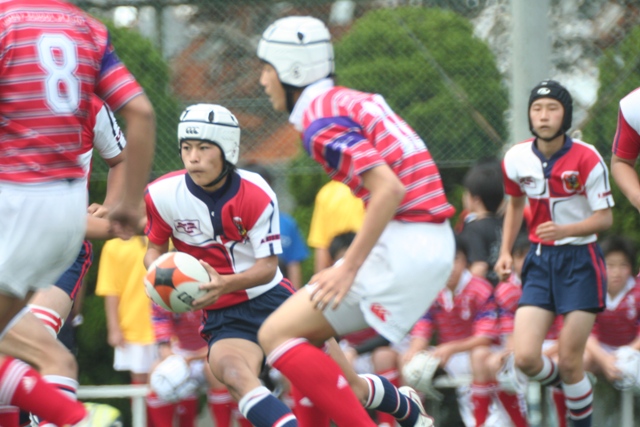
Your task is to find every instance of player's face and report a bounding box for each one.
[446,251,467,290]
[260,63,286,112]
[605,251,632,297]
[529,98,564,140]
[181,140,224,189]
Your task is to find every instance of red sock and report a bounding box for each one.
[0,357,86,426]
[230,402,252,427]
[146,392,176,427]
[552,388,568,427]
[207,389,232,427]
[376,369,399,426]
[290,383,331,427]
[269,339,376,427]
[177,397,198,427]
[497,390,528,427]
[0,406,18,427]
[471,382,493,426]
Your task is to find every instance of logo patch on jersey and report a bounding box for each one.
[370,303,389,322]
[175,220,202,236]
[233,217,248,241]
[561,171,582,193]
[518,176,536,188]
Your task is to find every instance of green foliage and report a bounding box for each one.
[582,26,640,246]
[334,7,508,165]
[94,22,184,178]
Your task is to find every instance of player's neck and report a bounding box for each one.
[535,134,565,159]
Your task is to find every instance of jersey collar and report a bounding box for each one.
[289,78,335,132]
[531,135,573,178]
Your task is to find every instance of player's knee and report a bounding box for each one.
[215,357,254,395]
[557,355,582,378]
[514,352,540,376]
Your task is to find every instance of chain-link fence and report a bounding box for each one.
[76,0,640,191]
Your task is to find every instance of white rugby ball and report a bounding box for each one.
[144,252,209,312]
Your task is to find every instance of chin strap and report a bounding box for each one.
[532,129,565,142]
[203,161,233,189]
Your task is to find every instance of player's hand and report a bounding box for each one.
[108,202,143,240]
[494,253,513,282]
[431,343,456,367]
[308,261,358,310]
[107,328,125,348]
[603,354,623,382]
[192,261,225,309]
[88,203,109,218]
[535,221,567,241]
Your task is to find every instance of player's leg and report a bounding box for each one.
[203,362,233,427]
[513,306,556,382]
[557,310,596,427]
[470,346,495,427]
[209,338,296,427]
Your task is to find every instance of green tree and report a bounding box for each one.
[334,7,508,166]
[582,26,640,244]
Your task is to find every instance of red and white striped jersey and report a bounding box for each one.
[152,303,205,353]
[145,169,284,311]
[494,274,562,340]
[0,0,142,183]
[78,95,125,178]
[612,87,640,161]
[410,270,498,344]
[502,137,614,245]
[294,80,454,223]
[591,277,640,347]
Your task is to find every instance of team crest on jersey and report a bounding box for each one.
[561,171,582,193]
[233,217,248,241]
[518,176,536,188]
[174,220,202,236]
[370,303,389,322]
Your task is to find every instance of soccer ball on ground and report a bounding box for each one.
[144,252,209,312]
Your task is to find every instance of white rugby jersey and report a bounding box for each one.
[145,169,284,310]
[502,137,614,245]
[613,88,640,160]
[78,96,126,178]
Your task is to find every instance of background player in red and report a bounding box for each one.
[0,1,154,426]
[495,80,614,427]
[257,15,455,427]
[144,104,297,427]
[584,236,640,385]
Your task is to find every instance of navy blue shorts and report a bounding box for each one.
[519,243,606,315]
[200,280,294,347]
[54,240,93,300]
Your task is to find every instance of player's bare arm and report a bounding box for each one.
[432,336,493,367]
[309,164,405,310]
[535,208,613,241]
[495,195,526,281]
[109,94,156,238]
[144,240,170,269]
[99,151,126,214]
[192,255,279,310]
[611,154,640,211]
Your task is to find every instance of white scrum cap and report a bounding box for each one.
[257,16,334,88]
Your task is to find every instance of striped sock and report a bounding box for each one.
[239,386,297,427]
[563,376,592,427]
[529,355,561,387]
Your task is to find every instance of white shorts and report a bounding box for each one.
[317,220,455,343]
[114,343,157,374]
[0,180,86,299]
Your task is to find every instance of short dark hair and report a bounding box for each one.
[329,232,356,261]
[601,235,637,272]
[463,160,504,213]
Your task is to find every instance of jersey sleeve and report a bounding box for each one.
[144,189,174,246]
[247,200,283,259]
[410,309,434,342]
[92,101,126,160]
[303,116,386,180]
[584,152,614,211]
[613,94,640,160]
[93,31,144,112]
[473,293,499,339]
[502,156,524,197]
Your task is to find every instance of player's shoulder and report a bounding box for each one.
[620,87,640,111]
[467,275,494,296]
[237,169,276,198]
[147,170,187,194]
[504,139,535,164]
[570,138,604,158]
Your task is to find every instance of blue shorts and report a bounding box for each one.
[200,280,294,347]
[54,240,93,300]
[520,243,606,315]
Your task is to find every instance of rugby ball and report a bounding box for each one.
[144,252,209,312]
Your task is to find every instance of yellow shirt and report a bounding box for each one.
[95,237,155,344]
[307,181,365,249]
